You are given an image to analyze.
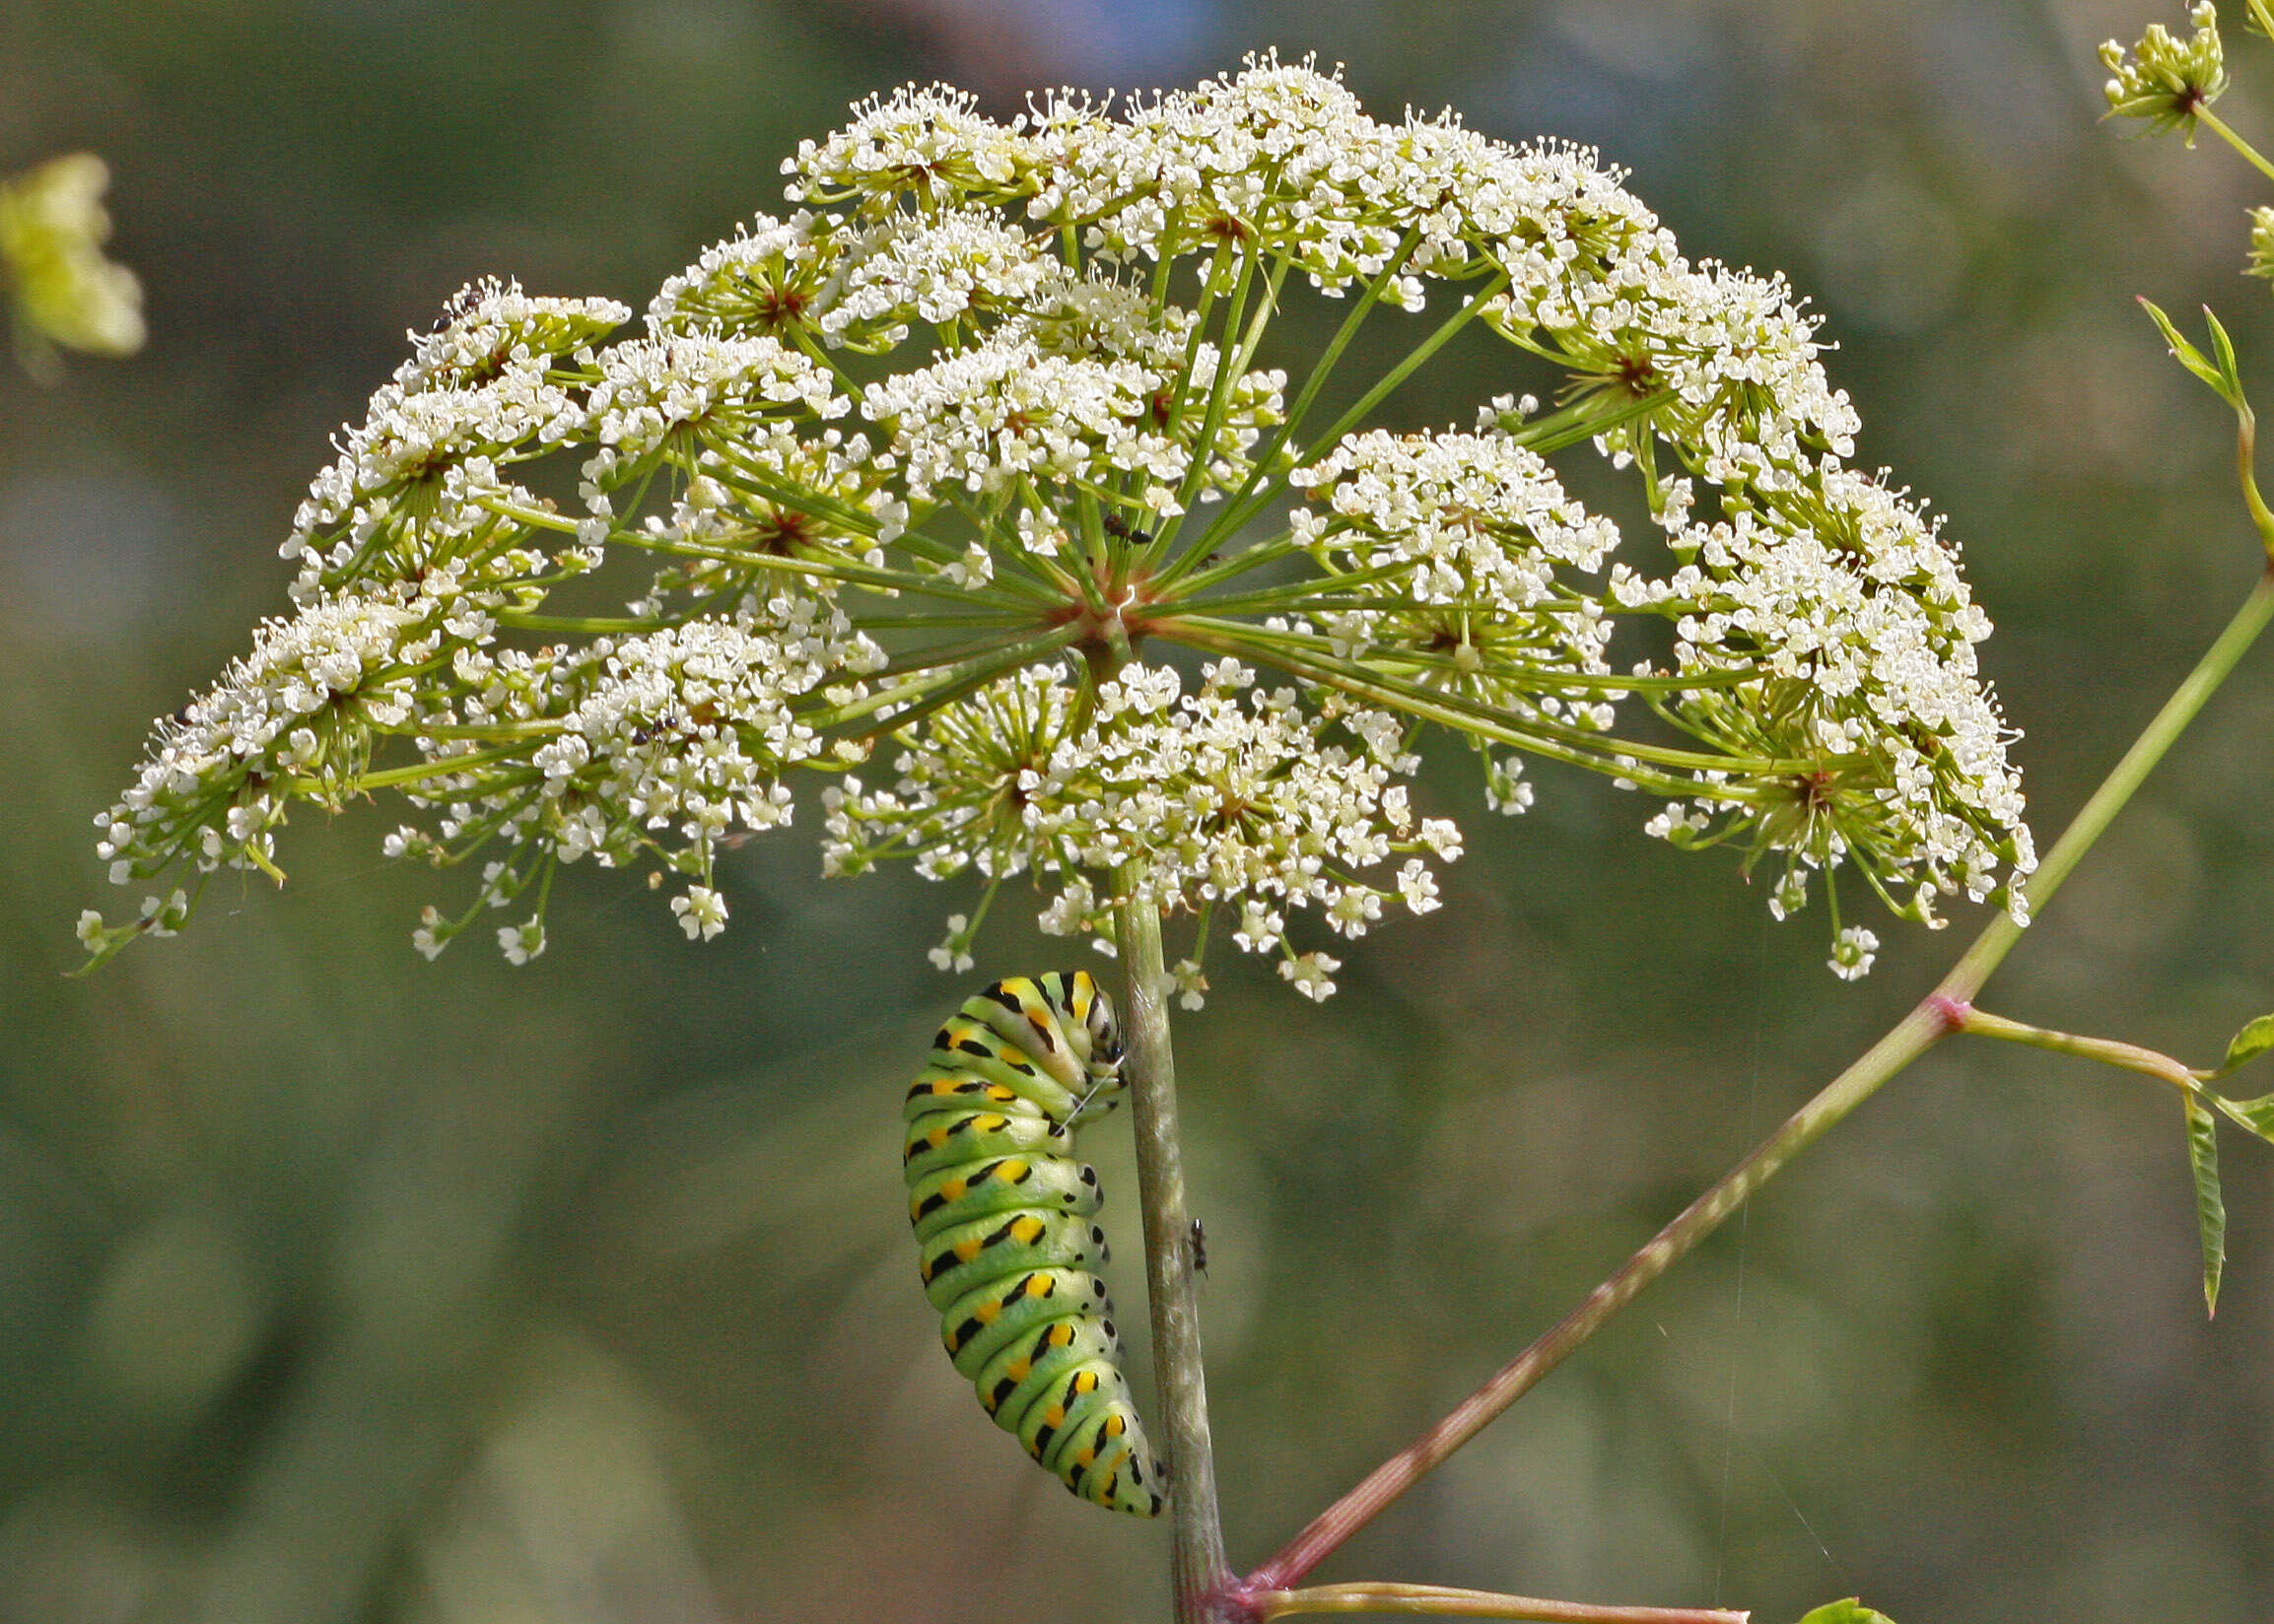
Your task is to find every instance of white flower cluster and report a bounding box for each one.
[861,338,1278,514]
[584,331,846,467]
[825,206,1060,340]
[823,659,1457,1002]
[390,602,884,959]
[88,58,2033,992]
[285,279,629,601]
[96,589,441,899]
[83,278,888,967]
[1293,429,1619,718]
[646,212,836,340]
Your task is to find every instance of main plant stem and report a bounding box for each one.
[1115,875,1234,1622]
[1245,563,2274,1593]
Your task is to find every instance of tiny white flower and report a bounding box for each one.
[1828,925,1880,981]
[672,884,729,941]
[1280,950,1342,1001]
[498,916,547,965]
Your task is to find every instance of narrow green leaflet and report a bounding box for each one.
[2140,299,2249,409]
[2212,1091,2274,1140]
[1798,1602,1896,1624]
[2184,1091,2226,1318]
[2216,1011,2274,1075]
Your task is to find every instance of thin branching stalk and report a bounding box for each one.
[1246,1584,1746,1624]
[1244,562,2274,1592]
[1954,1006,2206,1093]
[1114,876,1233,1622]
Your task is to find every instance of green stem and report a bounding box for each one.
[1244,562,2274,1593]
[2196,106,2274,188]
[285,744,530,796]
[1189,229,1422,555]
[1113,878,1233,1624]
[2236,403,2274,563]
[1245,1584,1745,1624]
[1502,387,1677,457]
[1164,620,1797,791]
[1181,264,1500,581]
[1954,1004,2274,1145]
[1954,1006,2206,1093]
[1289,271,1510,470]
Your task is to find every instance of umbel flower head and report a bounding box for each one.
[83,57,2033,998]
[2102,2,2230,142]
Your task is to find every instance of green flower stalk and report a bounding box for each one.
[0,152,144,381]
[82,58,2033,999]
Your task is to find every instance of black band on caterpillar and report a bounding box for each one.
[901,972,1166,1517]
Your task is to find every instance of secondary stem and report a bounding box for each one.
[1249,1583,1746,1623]
[1245,563,2274,1592]
[1954,1006,2204,1093]
[1114,877,1234,1622]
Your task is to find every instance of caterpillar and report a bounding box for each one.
[901,972,1166,1518]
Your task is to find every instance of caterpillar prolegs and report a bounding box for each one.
[901,972,1167,1518]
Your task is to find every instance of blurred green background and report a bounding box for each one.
[5,1,2274,1620]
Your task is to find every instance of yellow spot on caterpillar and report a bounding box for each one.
[996,1160,1029,1182]
[1105,1414,1126,1438]
[927,1126,949,1149]
[976,1114,1005,1130]
[976,1301,1001,1324]
[986,1084,1015,1101]
[1048,1322,1074,1347]
[954,1238,982,1263]
[1007,1357,1031,1381]
[1023,1276,1053,1298]
[1074,1371,1099,1394]
[1045,1404,1066,1426]
[1075,1447,1095,1467]
[941,1178,967,1201]
[1010,1216,1044,1245]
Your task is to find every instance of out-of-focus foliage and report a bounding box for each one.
[3,3,2272,1624]
[0,151,142,380]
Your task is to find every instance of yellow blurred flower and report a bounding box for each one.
[0,152,145,381]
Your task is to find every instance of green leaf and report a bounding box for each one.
[2217,1012,2274,1076]
[2184,1092,2227,1318]
[2211,1089,2274,1143]
[2139,298,2246,409]
[2206,305,2246,397]
[1798,1602,1896,1624]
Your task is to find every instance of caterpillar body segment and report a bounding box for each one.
[917,1207,1111,1311]
[908,1152,1104,1243]
[939,1266,1113,1376]
[902,972,1165,1518]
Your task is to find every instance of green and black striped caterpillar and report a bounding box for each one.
[901,972,1166,1518]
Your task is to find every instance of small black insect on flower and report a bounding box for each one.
[1100,512,1154,549]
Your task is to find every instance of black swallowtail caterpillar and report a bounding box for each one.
[901,972,1167,1517]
